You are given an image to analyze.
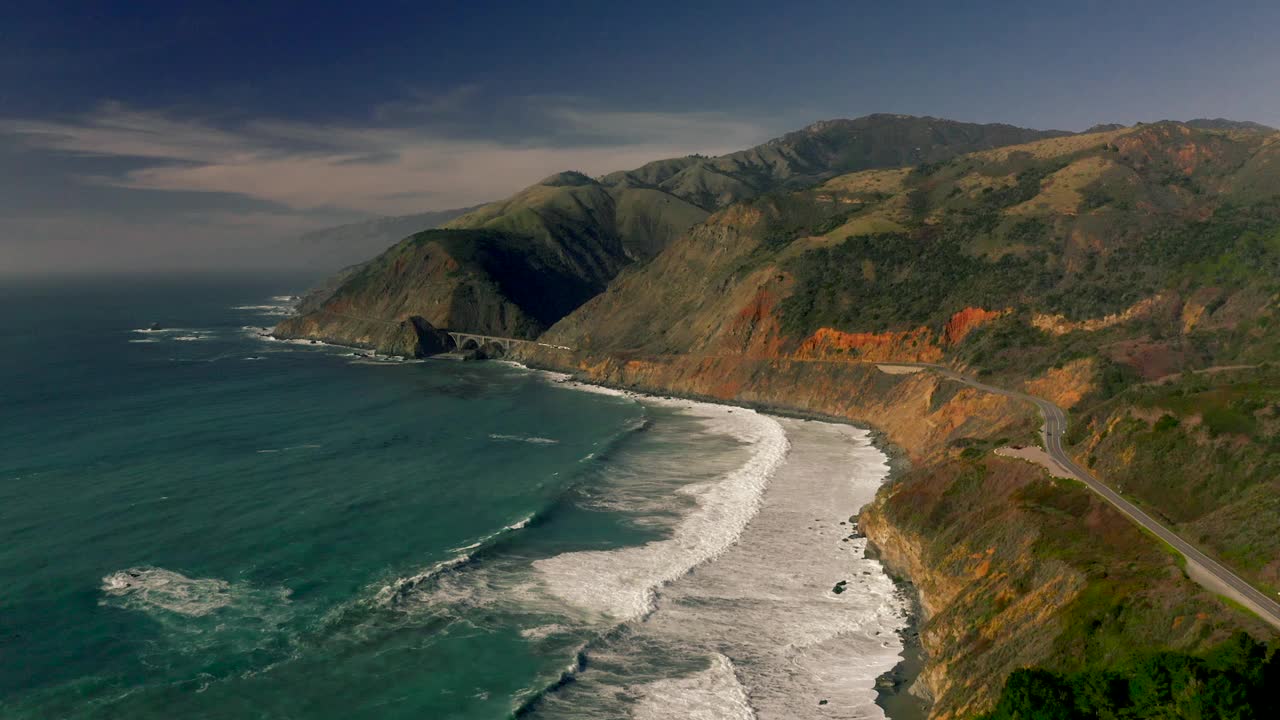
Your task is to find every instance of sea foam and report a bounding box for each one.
[616,419,907,719]
[100,567,233,616]
[533,403,789,621]
[631,654,758,720]
[489,433,560,445]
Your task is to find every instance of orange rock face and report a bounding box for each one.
[719,286,789,358]
[794,327,944,363]
[943,307,1005,345]
[1024,358,1098,410]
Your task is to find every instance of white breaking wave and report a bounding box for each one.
[232,295,297,317]
[617,418,907,719]
[372,554,474,608]
[372,513,537,609]
[519,623,572,640]
[533,403,789,621]
[232,304,291,312]
[489,433,560,445]
[101,567,233,616]
[631,654,758,720]
[131,327,215,343]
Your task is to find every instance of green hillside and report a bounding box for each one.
[280,115,1064,342]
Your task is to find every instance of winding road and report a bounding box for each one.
[878,362,1280,631]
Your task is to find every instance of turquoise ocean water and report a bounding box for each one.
[0,274,907,719]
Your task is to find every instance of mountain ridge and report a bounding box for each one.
[277,114,1067,345]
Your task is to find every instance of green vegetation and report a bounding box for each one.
[769,127,1280,354]
[873,455,1271,717]
[1067,366,1280,589]
[980,633,1279,719]
[778,231,1038,334]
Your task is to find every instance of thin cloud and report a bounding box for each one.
[4,101,774,216]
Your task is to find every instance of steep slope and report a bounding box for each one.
[272,206,479,273]
[278,115,1065,343]
[543,122,1280,361]
[519,121,1280,716]
[274,228,602,348]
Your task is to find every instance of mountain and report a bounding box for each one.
[543,121,1280,359]
[1185,117,1277,133]
[601,114,1067,214]
[512,120,1280,716]
[276,115,1066,346]
[272,206,480,273]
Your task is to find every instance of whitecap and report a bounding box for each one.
[373,513,535,609]
[489,433,560,445]
[231,303,294,317]
[130,327,188,334]
[519,623,572,641]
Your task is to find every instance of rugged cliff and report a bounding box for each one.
[278,115,1064,343]
[508,121,1280,716]
[279,117,1280,715]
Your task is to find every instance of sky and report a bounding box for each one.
[3,0,1279,274]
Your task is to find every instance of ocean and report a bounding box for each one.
[0,274,907,719]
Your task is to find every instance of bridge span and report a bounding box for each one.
[444,331,571,354]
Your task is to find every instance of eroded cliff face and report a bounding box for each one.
[858,455,1270,719]
[513,343,1271,718]
[523,347,1034,465]
[511,251,1271,718]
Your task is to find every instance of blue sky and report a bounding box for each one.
[4,0,1279,272]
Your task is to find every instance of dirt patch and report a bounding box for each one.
[1024,358,1098,409]
[994,446,1074,479]
[877,364,926,375]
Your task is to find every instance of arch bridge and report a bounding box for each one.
[447,332,527,353]
[444,332,573,354]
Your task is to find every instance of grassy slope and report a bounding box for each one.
[1066,366,1280,594]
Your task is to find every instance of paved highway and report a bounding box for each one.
[879,362,1280,630]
